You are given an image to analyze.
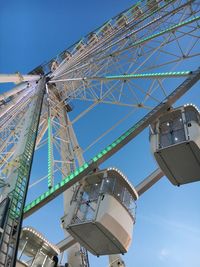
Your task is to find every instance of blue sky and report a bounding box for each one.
[1,0,200,266]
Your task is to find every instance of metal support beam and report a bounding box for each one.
[50,71,191,83]
[0,74,40,84]
[135,168,164,196]
[0,78,45,267]
[0,82,30,102]
[23,67,200,218]
[57,235,76,253]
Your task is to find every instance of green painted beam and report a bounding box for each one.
[92,12,200,65]
[23,68,200,218]
[102,14,200,60]
[51,71,191,83]
[131,15,200,48]
[105,71,191,80]
[47,117,53,189]
[29,0,179,76]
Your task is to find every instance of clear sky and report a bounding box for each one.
[0,1,200,266]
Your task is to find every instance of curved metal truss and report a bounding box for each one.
[1,0,199,190]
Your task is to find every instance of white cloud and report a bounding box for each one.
[138,213,200,240]
[159,248,170,261]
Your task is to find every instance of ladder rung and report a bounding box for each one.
[15,185,25,191]
[5,225,12,231]
[0,246,9,253]
[2,241,9,246]
[4,231,11,236]
[15,184,24,190]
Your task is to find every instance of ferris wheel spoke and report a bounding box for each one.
[51,18,198,93]
[52,1,194,80]
[86,2,194,65]
[54,71,192,118]
[23,68,200,217]
[50,71,191,84]
[29,1,198,80]
[59,22,186,82]
[95,15,199,67]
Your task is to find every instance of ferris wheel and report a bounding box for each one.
[0,0,200,266]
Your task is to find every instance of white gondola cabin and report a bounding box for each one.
[150,104,200,185]
[61,168,138,256]
[61,51,72,61]
[131,5,143,19]
[17,227,59,267]
[147,0,159,12]
[101,22,113,36]
[88,33,98,44]
[116,14,128,28]
[76,40,85,53]
[50,60,59,72]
